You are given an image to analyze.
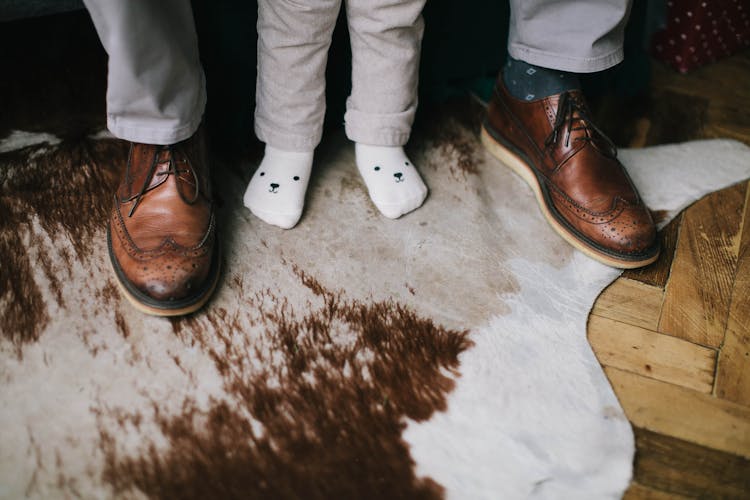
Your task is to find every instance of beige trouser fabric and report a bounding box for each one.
[82,0,205,145]
[254,0,426,152]
[82,0,629,145]
[508,0,632,73]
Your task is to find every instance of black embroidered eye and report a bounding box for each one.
[260,172,265,176]
[374,166,380,171]
[293,176,300,181]
[405,161,410,165]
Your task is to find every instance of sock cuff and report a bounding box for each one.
[264,145,315,160]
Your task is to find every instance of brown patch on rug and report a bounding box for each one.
[0,139,125,344]
[411,98,486,180]
[99,269,472,499]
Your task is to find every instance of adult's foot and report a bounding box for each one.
[107,127,220,316]
[481,75,659,268]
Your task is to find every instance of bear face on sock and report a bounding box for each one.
[257,170,302,193]
[371,160,412,184]
[243,147,314,229]
[355,144,428,219]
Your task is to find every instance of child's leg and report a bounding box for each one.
[345,0,428,219]
[245,0,341,229]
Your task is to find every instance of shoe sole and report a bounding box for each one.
[480,125,660,269]
[107,226,222,317]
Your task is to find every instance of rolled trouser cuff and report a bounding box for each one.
[344,105,413,147]
[254,116,321,153]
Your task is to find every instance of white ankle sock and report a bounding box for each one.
[243,145,314,229]
[355,143,428,219]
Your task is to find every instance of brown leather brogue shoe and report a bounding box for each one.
[481,75,659,268]
[107,127,220,316]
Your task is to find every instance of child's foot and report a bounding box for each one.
[355,143,428,219]
[243,145,314,229]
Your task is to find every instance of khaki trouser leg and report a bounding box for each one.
[508,0,632,73]
[83,0,205,144]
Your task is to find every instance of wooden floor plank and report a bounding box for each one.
[623,214,683,289]
[589,278,663,331]
[648,51,750,145]
[623,482,690,500]
[589,316,715,393]
[633,427,750,499]
[658,183,746,347]
[605,367,750,457]
[715,181,750,405]
[593,50,750,496]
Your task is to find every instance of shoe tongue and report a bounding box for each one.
[122,144,182,199]
[147,154,173,191]
[558,91,597,145]
[119,143,157,199]
[173,154,200,202]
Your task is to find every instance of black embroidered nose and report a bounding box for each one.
[394,172,403,179]
[270,183,279,188]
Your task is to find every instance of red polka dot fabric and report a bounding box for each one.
[651,0,750,73]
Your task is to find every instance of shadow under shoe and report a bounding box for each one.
[481,75,659,269]
[107,129,220,316]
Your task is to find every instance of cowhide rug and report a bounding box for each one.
[1,108,749,499]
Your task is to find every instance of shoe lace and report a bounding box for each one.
[543,91,616,156]
[127,145,200,217]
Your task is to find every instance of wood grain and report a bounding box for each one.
[633,427,750,499]
[588,316,715,393]
[623,214,682,289]
[623,482,690,500]
[590,278,663,330]
[589,49,750,498]
[658,183,746,347]
[648,52,750,145]
[606,367,750,457]
[715,181,750,405]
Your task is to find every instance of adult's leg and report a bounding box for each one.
[83,0,205,144]
[507,0,632,73]
[83,0,217,316]
[344,0,428,219]
[481,0,658,268]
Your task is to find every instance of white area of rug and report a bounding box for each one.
[0,130,60,153]
[1,129,749,498]
[406,139,750,499]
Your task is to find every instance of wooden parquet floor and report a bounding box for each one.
[588,50,750,499]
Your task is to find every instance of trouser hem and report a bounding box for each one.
[344,106,413,146]
[106,78,206,145]
[255,118,320,153]
[508,44,624,73]
[344,123,411,147]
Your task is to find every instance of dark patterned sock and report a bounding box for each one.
[502,56,581,101]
